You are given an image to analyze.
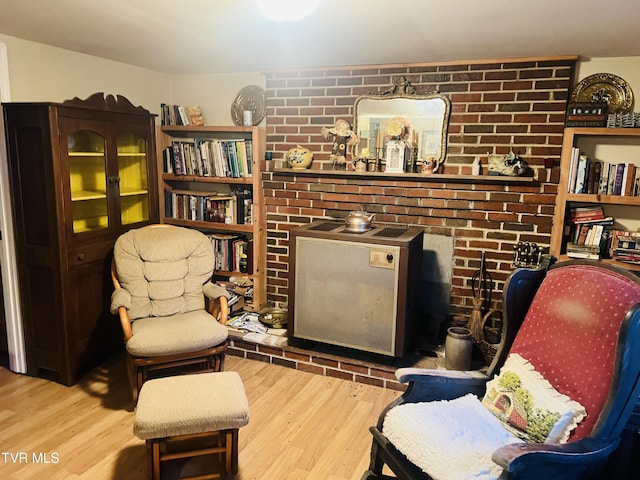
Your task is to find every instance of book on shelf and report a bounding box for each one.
[574,154,589,194]
[607,163,617,195]
[232,188,253,225]
[573,216,613,225]
[586,160,598,194]
[623,164,637,196]
[567,147,580,193]
[568,205,605,222]
[613,163,626,195]
[185,106,204,126]
[598,161,610,195]
[564,103,607,128]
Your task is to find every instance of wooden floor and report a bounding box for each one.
[0,354,399,480]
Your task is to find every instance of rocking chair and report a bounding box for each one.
[362,260,640,480]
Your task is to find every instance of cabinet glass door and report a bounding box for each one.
[68,130,108,233]
[117,132,150,225]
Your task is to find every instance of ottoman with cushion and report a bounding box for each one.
[134,371,249,480]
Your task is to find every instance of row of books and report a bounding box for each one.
[163,139,253,178]
[567,147,640,196]
[163,189,253,225]
[205,234,253,274]
[160,103,204,126]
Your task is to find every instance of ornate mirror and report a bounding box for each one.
[354,77,451,168]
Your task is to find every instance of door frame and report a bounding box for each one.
[0,41,27,373]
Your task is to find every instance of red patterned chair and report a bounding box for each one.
[362,260,640,480]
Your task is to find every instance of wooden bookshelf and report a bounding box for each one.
[156,125,267,311]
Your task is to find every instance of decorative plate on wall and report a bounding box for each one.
[570,73,634,114]
[231,85,266,126]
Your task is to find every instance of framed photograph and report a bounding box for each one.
[385,141,406,173]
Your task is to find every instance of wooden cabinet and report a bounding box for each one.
[156,125,266,311]
[3,93,159,385]
[550,127,640,270]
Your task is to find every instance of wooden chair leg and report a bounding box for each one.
[365,437,386,478]
[126,358,138,410]
[136,366,144,399]
[230,429,239,474]
[146,440,161,480]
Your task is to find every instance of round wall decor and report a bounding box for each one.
[570,73,634,114]
[231,85,266,126]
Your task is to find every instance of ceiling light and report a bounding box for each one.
[257,0,321,22]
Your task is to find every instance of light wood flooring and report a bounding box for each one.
[0,354,400,480]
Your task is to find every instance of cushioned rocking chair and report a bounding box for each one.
[110,224,230,406]
[362,259,640,480]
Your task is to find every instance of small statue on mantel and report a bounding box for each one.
[321,119,359,169]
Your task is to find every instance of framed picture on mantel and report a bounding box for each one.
[385,140,406,173]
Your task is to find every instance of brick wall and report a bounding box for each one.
[262,56,576,322]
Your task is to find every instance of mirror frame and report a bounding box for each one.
[353,78,451,168]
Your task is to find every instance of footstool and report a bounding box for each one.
[134,372,249,480]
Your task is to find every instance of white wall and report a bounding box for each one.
[170,72,266,126]
[0,34,170,114]
[576,57,640,94]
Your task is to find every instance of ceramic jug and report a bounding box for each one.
[445,326,473,371]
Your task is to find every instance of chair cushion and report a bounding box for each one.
[509,263,640,440]
[482,354,586,443]
[127,310,228,357]
[134,371,249,440]
[113,225,215,320]
[383,394,523,480]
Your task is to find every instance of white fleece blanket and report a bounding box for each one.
[383,394,524,480]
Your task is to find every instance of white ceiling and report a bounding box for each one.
[1,0,639,75]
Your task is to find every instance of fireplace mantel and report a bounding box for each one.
[272,168,536,184]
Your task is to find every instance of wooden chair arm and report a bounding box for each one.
[209,295,229,325]
[118,306,133,341]
[111,259,133,341]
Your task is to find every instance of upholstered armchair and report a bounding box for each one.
[362,260,640,480]
[110,224,230,405]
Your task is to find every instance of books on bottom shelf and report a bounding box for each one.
[566,224,609,260]
[566,243,601,260]
[610,230,640,264]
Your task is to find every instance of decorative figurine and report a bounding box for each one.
[321,119,359,169]
[487,149,527,176]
